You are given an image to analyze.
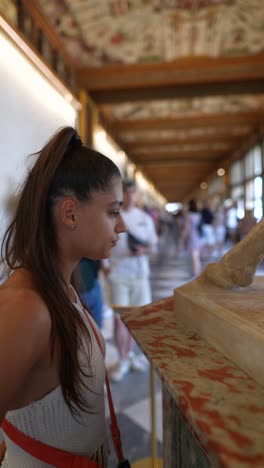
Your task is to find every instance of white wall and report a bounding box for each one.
[0,31,78,239]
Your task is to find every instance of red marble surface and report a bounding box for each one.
[122,297,264,468]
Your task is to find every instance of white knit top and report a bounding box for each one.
[2,295,108,467]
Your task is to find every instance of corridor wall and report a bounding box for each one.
[0,31,77,243]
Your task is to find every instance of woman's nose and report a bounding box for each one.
[117,214,126,233]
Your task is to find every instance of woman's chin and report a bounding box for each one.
[102,251,111,259]
[83,246,112,260]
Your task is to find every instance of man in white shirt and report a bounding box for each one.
[105,180,158,382]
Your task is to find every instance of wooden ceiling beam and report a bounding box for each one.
[89,81,264,103]
[155,179,195,184]
[80,54,264,89]
[163,194,189,201]
[139,160,220,167]
[113,112,263,132]
[122,134,245,150]
[147,175,208,183]
[76,55,264,104]
[132,149,227,162]
[153,187,205,200]
[147,172,209,179]
[148,183,191,191]
[154,183,205,190]
[131,147,233,157]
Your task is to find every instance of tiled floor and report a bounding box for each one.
[103,233,264,466]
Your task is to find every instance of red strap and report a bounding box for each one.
[84,309,124,463]
[1,418,98,468]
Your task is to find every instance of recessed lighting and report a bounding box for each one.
[200,181,208,190]
[217,168,225,176]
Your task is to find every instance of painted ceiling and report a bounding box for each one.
[37,0,264,67]
[106,94,264,119]
[31,0,264,201]
[35,0,264,121]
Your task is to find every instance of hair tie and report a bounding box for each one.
[71,132,82,148]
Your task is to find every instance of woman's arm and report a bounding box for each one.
[0,291,51,421]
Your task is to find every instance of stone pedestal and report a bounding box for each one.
[122,297,264,467]
[174,276,264,387]
[173,217,264,388]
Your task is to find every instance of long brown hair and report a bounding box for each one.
[1,127,120,413]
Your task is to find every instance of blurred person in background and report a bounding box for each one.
[213,207,226,258]
[73,258,104,329]
[179,199,202,277]
[238,209,257,240]
[105,179,158,382]
[200,200,215,259]
[174,205,188,255]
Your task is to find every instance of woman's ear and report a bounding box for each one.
[59,197,78,231]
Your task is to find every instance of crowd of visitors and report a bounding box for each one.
[175,200,257,277]
[103,179,158,382]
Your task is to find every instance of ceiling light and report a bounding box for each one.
[217,168,225,176]
[165,203,182,213]
[200,181,208,190]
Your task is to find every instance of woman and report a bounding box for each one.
[0,127,126,467]
[180,199,202,277]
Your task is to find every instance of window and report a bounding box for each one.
[245,180,254,209]
[253,146,262,176]
[229,144,263,221]
[245,151,254,178]
[245,177,263,220]
[254,177,263,220]
[230,161,243,185]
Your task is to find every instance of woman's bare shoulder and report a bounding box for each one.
[0,286,51,338]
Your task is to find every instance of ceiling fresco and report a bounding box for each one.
[36,0,264,67]
[104,94,264,120]
[27,0,264,200]
[117,126,252,141]
[35,0,264,120]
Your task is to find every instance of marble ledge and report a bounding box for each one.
[122,297,264,468]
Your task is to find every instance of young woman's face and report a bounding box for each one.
[74,175,126,259]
